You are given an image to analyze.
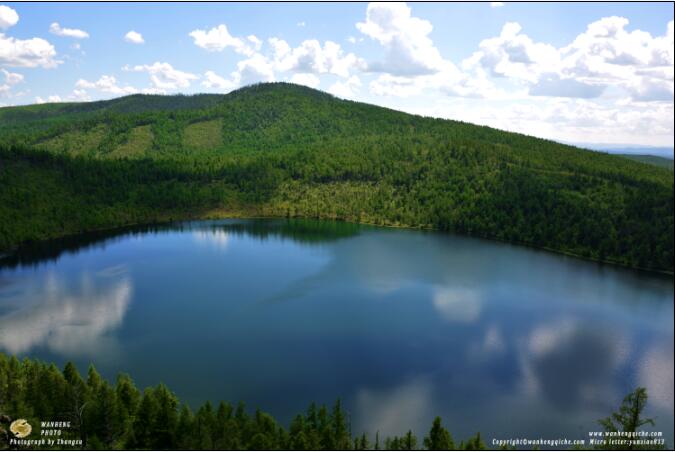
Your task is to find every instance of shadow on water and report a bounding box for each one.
[0,218,363,270]
[190,218,363,245]
[0,224,175,270]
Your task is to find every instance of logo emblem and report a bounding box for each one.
[9,419,31,438]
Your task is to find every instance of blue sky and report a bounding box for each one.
[1,2,673,146]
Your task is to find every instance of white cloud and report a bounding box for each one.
[458,16,674,102]
[69,89,90,101]
[49,22,89,39]
[355,3,499,100]
[297,21,306,27]
[0,32,59,68]
[557,17,674,101]
[124,61,198,90]
[202,70,236,91]
[356,2,448,76]
[490,2,505,7]
[35,94,62,104]
[0,4,19,29]
[289,73,320,88]
[464,22,560,84]
[0,68,22,98]
[247,34,262,51]
[1,68,22,85]
[270,38,361,78]
[124,30,144,44]
[232,53,275,85]
[529,73,606,98]
[76,75,138,95]
[189,24,255,56]
[328,75,361,99]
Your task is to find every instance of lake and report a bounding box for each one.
[1,219,673,446]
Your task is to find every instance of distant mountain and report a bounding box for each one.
[0,83,672,272]
[618,154,674,170]
[569,142,674,159]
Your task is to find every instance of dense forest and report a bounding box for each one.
[0,353,664,450]
[0,83,672,272]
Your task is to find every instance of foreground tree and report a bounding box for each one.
[598,387,663,450]
[424,417,454,450]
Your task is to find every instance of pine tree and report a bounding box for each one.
[599,387,656,451]
[424,417,454,450]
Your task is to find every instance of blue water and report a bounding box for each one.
[0,219,672,446]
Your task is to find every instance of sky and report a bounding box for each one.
[0,2,673,147]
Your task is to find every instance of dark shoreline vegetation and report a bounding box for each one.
[0,83,672,273]
[0,353,664,450]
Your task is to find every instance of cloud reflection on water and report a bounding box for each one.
[519,319,628,411]
[432,286,482,323]
[354,378,434,438]
[639,343,674,411]
[0,267,132,356]
[193,230,231,250]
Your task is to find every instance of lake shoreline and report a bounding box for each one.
[2,209,673,277]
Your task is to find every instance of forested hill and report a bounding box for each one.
[0,83,673,272]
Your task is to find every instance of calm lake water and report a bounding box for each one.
[1,219,673,445]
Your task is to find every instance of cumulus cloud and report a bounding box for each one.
[76,75,138,95]
[529,73,606,98]
[232,53,275,85]
[0,4,19,29]
[270,37,362,78]
[289,73,320,88]
[0,33,59,68]
[0,68,22,98]
[457,16,674,102]
[356,2,448,75]
[49,22,89,39]
[34,94,62,104]
[189,24,257,56]
[124,61,198,90]
[355,3,499,99]
[124,30,144,44]
[328,75,361,98]
[201,35,358,92]
[557,17,674,101]
[1,68,22,85]
[490,2,505,7]
[464,22,560,84]
[247,34,262,51]
[69,88,90,101]
[197,54,276,91]
[201,70,236,91]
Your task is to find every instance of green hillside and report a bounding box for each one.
[0,83,672,272]
[619,154,674,171]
